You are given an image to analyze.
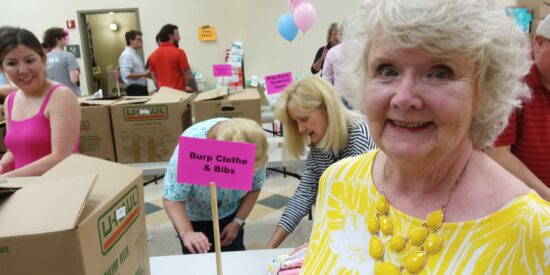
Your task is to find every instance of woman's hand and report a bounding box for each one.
[181,231,211,254]
[220,221,240,246]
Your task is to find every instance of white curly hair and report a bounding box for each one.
[341,0,532,148]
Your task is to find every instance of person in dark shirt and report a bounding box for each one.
[486,16,550,201]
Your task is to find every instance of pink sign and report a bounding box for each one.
[212,64,233,77]
[177,137,256,191]
[265,72,293,95]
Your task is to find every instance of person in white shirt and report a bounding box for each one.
[119,30,149,96]
[322,25,352,109]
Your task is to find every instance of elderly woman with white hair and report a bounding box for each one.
[301,0,550,274]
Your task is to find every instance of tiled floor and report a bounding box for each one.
[144,168,313,257]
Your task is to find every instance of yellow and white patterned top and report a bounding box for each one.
[301,150,550,274]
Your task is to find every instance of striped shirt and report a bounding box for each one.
[278,120,376,233]
[494,65,550,186]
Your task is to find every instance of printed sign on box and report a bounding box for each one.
[265,72,293,95]
[177,137,256,191]
[212,64,233,77]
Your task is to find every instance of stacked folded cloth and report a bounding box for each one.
[268,247,307,275]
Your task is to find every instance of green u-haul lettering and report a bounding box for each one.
[104,259,119,275]
[98,186,141,255]
[124,191,138,213]
[101,219,114,238]
[100,190,139,238]
[124,106,166,116]
[123,105,169,120]
[119,246,130,265]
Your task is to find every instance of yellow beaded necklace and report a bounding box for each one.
[368,157,470,275]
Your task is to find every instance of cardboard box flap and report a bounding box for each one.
[79,96,122,106]
[112,96,151,106]
[0,177,37,188]
[148,87,193,104]
[228,89,260,100]
[42,155,142,222]
[156,86,187,97]
[0,174,97,237]
[0,187,19,206]
[257,86,270,106]
[194,87,228,102]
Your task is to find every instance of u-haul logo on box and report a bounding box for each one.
[123,105,168,121]
[97,186,140,255]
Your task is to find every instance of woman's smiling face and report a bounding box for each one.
[362,41,477,161]
[1,44,46,91]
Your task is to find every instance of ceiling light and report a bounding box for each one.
[109,23,118,31]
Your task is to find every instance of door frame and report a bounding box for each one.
[77,8,141,95]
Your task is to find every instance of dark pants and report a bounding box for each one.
[126,84,148,96]
[179,212,245,254]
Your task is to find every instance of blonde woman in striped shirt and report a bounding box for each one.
[266,76,376,249]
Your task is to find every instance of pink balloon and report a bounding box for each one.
[292,2,316,33]
[288,0,309,12]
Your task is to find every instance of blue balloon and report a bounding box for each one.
[277,13,298,42]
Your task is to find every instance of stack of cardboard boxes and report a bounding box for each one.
[0,77,262,275]
[78,87,195,163]
[78,86,261,164]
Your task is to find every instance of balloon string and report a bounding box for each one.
[301,31,306,81]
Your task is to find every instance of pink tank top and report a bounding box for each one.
[5,84,78,169]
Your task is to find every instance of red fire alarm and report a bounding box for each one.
[66,20,76,29]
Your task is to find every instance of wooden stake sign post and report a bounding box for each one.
[177,136,257,275]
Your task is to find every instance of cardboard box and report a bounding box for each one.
[193,88,261,124]
[0,155,150,275]
[256,86,270,107]
[110,87,193,163]
[79,97,120,162]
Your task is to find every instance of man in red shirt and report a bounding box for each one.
[148,24,197,92]
[487,16,550,201]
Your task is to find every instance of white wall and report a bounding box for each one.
[0,0,242,95]
[1,0,518,95]
[239,0,363,80]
